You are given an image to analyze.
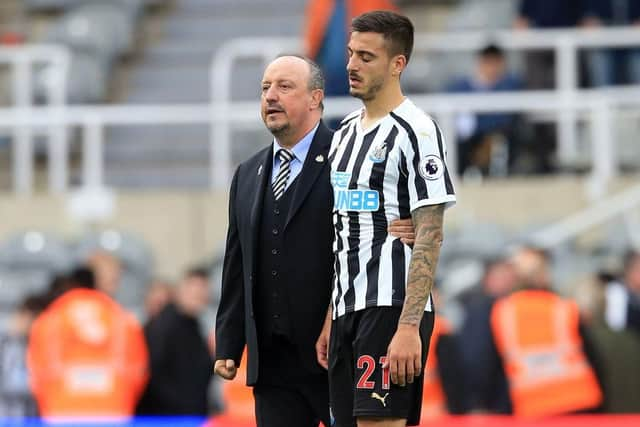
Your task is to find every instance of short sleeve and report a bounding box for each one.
[401,116,456,213]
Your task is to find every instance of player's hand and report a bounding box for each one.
[315,311,332,370]
[384,324,421,387]
[214,359,237,380]
[388,218,415,246]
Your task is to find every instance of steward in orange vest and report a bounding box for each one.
[490,286,603,418]
[27,269,148,419]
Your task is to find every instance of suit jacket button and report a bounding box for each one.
[250,311,254,317]
[249,274,253,281]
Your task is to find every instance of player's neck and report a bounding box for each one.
[362,84,405,124]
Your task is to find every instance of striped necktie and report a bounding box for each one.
[272,149,294,201]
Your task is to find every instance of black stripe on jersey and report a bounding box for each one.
[336,126,357,172]
[339,112,360,128]
[365,125,398,305]
[391,239,406,304]
[435,123,455,195]
[333,213,345,311]
[342,213,360,312]
[348,125,379,188]
[397,151,411,219]
[390,112,429,199]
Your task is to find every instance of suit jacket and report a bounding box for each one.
[215,121,334,386]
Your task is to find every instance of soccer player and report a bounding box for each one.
[319,10,456,427]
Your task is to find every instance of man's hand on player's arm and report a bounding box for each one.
[384,204,444,387]
[315,304,332,370]
[214,359,238,380]
[388,218,415,246]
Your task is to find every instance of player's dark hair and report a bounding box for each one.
[478,43,505,59]
[351,10,414,63]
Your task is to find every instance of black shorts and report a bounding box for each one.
[328,307,435,427]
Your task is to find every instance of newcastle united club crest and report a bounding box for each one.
[369,142,387,163]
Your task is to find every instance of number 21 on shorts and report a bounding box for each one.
[356,355,390,390]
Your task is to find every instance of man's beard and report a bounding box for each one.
[267,120,291,138]
[351,76,384,101]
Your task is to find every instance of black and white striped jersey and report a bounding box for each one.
[329,98,456,319]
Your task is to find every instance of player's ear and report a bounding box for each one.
[391,54,407,77]
[310,88,324,110]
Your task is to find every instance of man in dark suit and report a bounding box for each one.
[214,55,413,427]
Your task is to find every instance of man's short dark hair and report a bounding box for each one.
[478,43,505,59]
[351,10,414,63]
[69,266,96,289]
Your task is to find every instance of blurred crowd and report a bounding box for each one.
[422,246,640,419]
[0,251,221,419]
[1,245,639,421]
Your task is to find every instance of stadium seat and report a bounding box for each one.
[44,3,137,60]
[0,231,72,275]
[34,50,109,103]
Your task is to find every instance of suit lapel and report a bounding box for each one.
[284,122,332,229]
[249,147,273,264]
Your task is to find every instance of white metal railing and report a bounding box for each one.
[209,26,640,188]
[2,27,640,195]
[1,87,639,198]
[0,44,70,194]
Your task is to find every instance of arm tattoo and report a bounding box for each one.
[398,204,445,326]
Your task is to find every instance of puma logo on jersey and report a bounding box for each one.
[371,392,389,407]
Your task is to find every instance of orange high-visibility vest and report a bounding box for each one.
[490,290,603,418]
[27,288,149,418]
[422,315,451,420]
[304,0,398,59]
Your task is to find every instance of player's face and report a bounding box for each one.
[346,31,395,101]
[260,57,313,138]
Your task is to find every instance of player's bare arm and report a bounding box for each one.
[385,203,444,386]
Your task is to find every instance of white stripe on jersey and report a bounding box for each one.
[329,98,456,319]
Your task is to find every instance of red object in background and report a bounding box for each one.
[206,415,640,427]
[0,31,25,45]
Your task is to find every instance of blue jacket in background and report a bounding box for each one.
[584,0,640,24]
[519,0,585,27]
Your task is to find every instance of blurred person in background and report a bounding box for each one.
[574,269,640,413]
[420,287,465,421]
[87,251,122,297]
[214,53,415,427]
[305,0,397,128]
[514,0,585,89]
[581,0,640,87]
[484,246,604,417]
[27,267,148,419]
[446,44,523,177]
[514,0,584,174]
[458,257,518,414]
[143,279,174,322]
[0,294,46,417]
[137,267,213,416]
[604,249,640,335]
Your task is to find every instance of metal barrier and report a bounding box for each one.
[0,44,70,194]
[2,27,640,195]
[1,87,639,198]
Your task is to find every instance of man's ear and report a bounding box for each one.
[391,54,407,77]
[310,89,324,110]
